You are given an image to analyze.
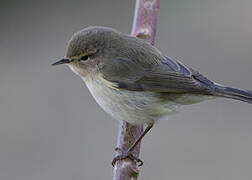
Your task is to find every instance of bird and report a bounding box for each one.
[52,26,252,166]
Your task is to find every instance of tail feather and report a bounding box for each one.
[214,84,252,104]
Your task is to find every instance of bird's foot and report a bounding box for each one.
[112,147,143,167]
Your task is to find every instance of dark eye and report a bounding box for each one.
[80,55,89,62]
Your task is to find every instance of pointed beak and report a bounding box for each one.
[52,58,71,66]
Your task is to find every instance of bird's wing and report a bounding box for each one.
[99,56,215,94]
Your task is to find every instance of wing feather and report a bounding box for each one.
[100,56,215,95]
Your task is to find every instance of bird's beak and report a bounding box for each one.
[52,58,71,66]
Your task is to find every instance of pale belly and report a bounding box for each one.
[83,77,181,125]
[83,77,214,125]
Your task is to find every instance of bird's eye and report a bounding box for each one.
[80,55,89,62]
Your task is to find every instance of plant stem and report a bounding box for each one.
[113,0,160,179]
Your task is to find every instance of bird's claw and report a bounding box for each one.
[112,147,143,167]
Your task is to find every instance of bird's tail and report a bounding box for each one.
[213,83,252,104]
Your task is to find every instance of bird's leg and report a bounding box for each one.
[112,124,153,167]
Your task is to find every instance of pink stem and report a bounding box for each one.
[113,0,160,180]
[131,0,160,45]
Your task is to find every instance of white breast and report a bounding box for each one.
[83,76,180,125]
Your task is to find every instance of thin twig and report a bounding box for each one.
[113,0,160,179]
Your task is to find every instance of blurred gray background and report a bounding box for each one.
[1,0,252,179]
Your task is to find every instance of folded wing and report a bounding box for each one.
[100,56,216,95]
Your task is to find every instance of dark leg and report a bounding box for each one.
[112,124,153,167]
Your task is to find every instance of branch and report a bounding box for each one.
[131,0,160,45]
[113,0,160,179]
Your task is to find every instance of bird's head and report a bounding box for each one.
[52,26,126,77]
